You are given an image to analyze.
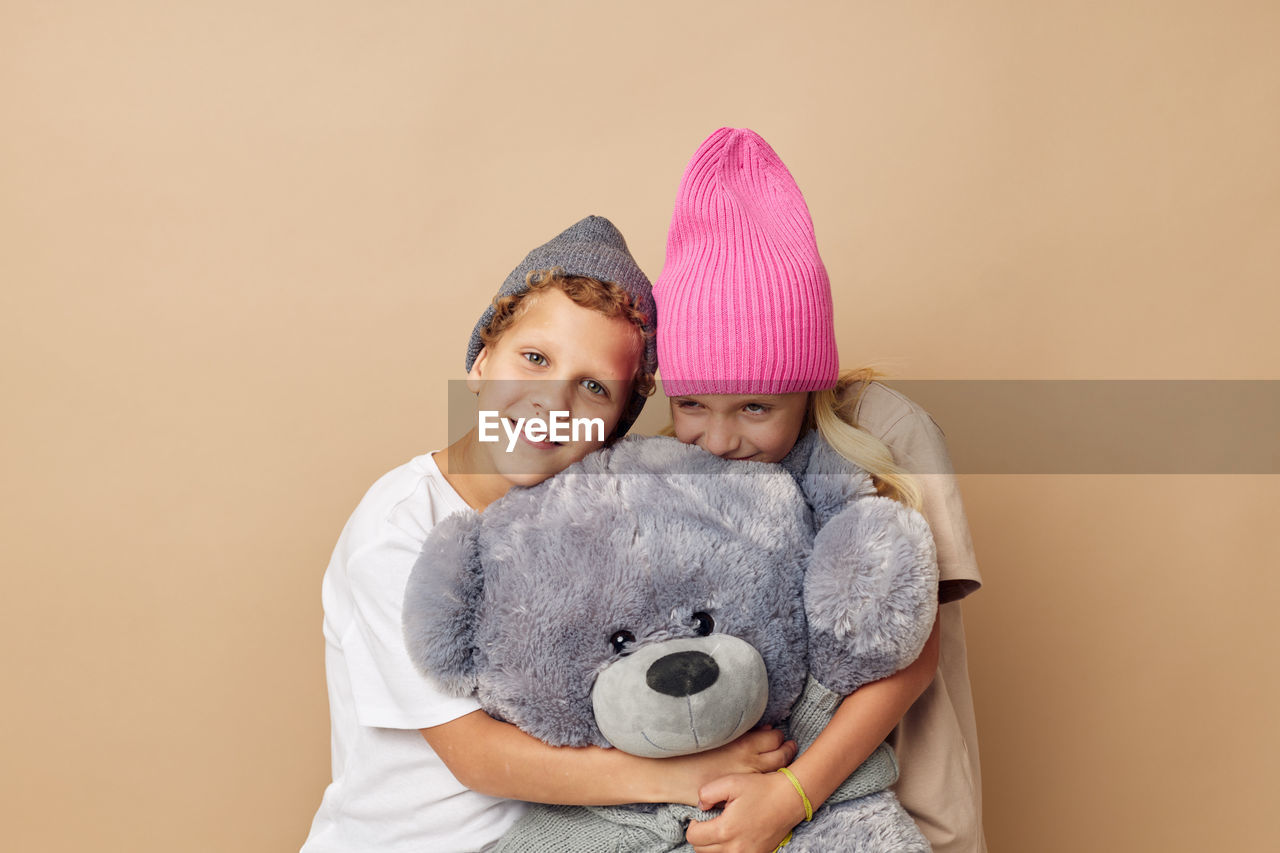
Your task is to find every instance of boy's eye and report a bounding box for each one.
[581,378,607,397]
[523,352,547,366]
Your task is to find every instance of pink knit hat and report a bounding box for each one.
[654,128,839,397]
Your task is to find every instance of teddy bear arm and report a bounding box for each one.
[803,495,939,695]
[402,509,486,696]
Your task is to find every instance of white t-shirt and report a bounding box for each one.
[301,452,527,853]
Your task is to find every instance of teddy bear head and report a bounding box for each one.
[403,436,814,757]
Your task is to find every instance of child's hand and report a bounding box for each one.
[670,727,796,805]
[686,770,806,853]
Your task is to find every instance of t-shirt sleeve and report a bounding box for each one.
[344,541,481,728]
[875,405,983,603]
[333,472,482,730]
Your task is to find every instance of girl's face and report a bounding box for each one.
[669,392,809,463]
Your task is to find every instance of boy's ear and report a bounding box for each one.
[465,347,488,394]
[403,509,486,696]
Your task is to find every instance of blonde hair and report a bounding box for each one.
[808,368,921,511]
[480,267,656,403]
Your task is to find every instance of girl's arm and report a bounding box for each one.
[685,616,940,853]
[683,430,939,850]
[421,712,798,807]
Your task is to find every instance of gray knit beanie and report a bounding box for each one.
[465,215,657,437]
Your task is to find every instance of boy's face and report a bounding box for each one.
[467,287,642,488]
[669,392,809,464]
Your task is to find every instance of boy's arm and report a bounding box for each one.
[422,712,797,807]
[686,616,940,853]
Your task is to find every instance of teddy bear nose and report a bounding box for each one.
[645,650,720,697]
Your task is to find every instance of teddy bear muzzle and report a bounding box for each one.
[590,635,770,758]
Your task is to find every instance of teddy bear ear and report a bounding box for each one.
[402,509,486,696]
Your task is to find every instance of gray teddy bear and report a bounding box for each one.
[404,435,936,852]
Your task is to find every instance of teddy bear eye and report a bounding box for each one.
[692,612,715,636]
[610,630,636,654]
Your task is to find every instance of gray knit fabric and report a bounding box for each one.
[464,215,657,437]
[489,677,899,853]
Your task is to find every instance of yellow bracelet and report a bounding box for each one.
[773,830,793,851]
[777,767,814,822]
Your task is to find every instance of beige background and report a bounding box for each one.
[3,2,1277,851]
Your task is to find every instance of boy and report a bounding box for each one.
[300,216,794,853]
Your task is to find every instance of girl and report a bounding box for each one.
[654,129,986,853]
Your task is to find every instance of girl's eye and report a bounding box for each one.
[674,399,702,410]
[523,352,547,366]
[581,378,607,397]
[610,629,636,654]
[743,403,769,414]
[692,612,714,636]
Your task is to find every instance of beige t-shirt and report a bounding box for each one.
[851,381,988,853]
